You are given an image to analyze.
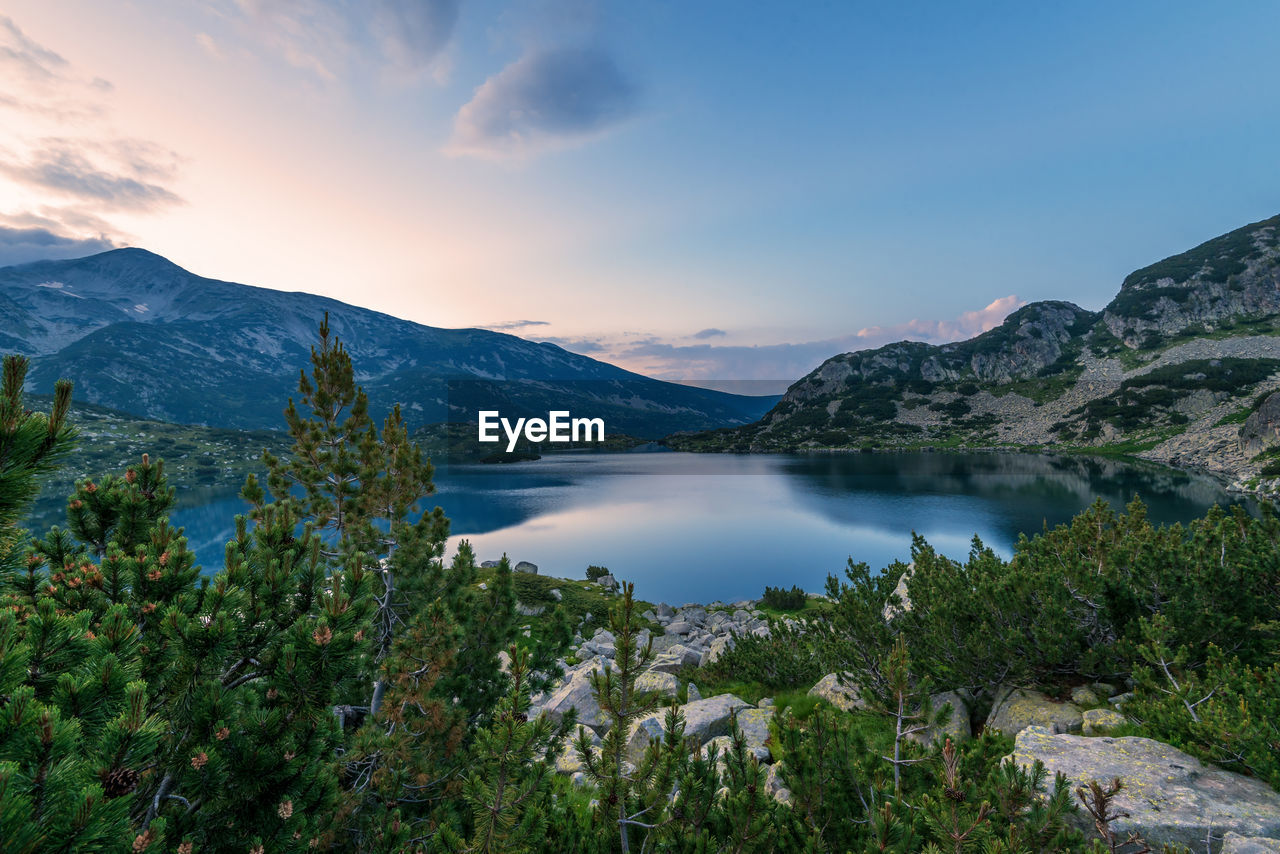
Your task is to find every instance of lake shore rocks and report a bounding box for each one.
[1007,726,1280,852]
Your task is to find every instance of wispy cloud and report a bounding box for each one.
[0,16,185,259]
[479,319,551,332]
[540,296,1027,392]
[854,295,1024,344]
[226,0,459,80]
[0,218,117,267]
[446,47,637,159]
[0,138,185,211]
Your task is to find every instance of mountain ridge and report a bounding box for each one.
[1,248,779,437]
[670,214,1280,491]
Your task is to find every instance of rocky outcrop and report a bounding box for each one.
[1081,708,1126,736]
[626,694,752,763]
[1241,391,1280,456]
[808,673,865,712]
[1222,833,1280,853]
[986,686,1083,736]
[1007,726,1280,852]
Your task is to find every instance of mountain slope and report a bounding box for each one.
[1,249,777,436]
[672,214,1280,488]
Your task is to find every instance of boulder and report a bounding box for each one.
[764,763,791,804]
[664,620,693,636]
[1070,685,1101,707]
[626,694,751,763]
[1222,833,1280,853]
[516,603,545,617]
[635,670,680,699]
[808,673,865,712]
[1007,727,1280,852]
[733,707,774,762]
[655,602,675,618]
[686,682,702,702]
[986,686,1083,736]
[699,636,735,668]
[597,573,619,592]
[514,561,538,574]
[882,565,914,621]
[549,588,563,601]
[541,661,610,732]
[910,691,971,748]
[554,728,601,775]
[1081,708,1127,736]
[480,560,501,568]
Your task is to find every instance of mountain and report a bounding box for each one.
[671,214,1280,488]
[0,248,778,437]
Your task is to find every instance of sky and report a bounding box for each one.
[2,1,1279,392]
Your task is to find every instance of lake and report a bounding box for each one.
[32,450,1257,604]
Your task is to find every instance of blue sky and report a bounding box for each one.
[2,1,1278,390]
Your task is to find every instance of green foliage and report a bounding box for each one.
[1118,213,1279,296]
[586,564,611,582]
[759,584,807,611]
[1128,615,1280,790]
[709,618,824,692]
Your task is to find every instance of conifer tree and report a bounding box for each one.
[0,355,73,586]
[574,581,664,853]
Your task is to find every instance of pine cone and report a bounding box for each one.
[944,786,966,802]
[101,766,141,798]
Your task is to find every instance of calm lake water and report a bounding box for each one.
[37,450,1257,604]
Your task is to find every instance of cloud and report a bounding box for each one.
[0,15,68,82]
[196,32,224,60]
[480,319,551,332]
[447,47,637,159]
[545,296,1027,393]
[0,139,185,211]
[227,0,458,80]
[371,0,459,72]
[0,223,117,267]
[854,295,1025,344]
[692,328,726,339]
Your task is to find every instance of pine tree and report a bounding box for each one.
[0,355,73,588]
[574,581,665,853]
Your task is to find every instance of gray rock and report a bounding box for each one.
[733,707,774,762]
[646,653,685,675]
[514,561,538,574]
[686,682,702,702]
[655,602,674,618]
[542,661,610,732]
[1240,391,1280,457]
[664,620,694,636]
[808,673,865,712]
[635,669,680,698]
[765,762,791,804]
[757,697,773,709]
[910,691,971,748]
[883,565,913,621]
[641,609,657,622]
[597,573,619,591]
[1081,708,1126,736]
[699,636,735,668]
[1222,833,1280,853]
[1070,685,1101,706]
[549,588,563,601]
[986,686,1083,737]
[1008,727,1280,852]
[626,694,752,763]
[480,560,502,568]
[516,603,545,617]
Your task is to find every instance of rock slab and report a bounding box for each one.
[1007,726,1280,852]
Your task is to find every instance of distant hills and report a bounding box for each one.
[0,249,777,438]
[672,214,1280,487]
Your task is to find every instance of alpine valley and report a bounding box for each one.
[670,214,1280,493]
[0,248,778,438]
